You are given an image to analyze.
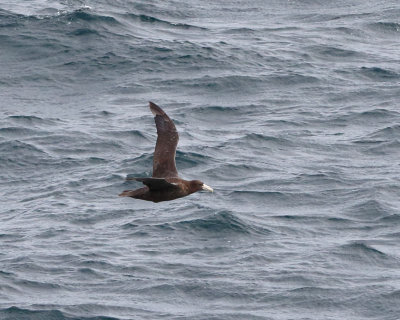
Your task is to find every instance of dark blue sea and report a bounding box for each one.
[1,0,400,319]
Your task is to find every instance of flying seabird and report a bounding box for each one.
[119,102,213,202]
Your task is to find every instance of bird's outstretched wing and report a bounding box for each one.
[149,102,179,178]
[127,177,179,191]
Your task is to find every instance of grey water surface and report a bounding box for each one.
[1,0,400,319]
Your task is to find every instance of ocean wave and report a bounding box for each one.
[15,278,62,291]
[293,11,372,23]
[293,172,345,186]
[378,214,400,223]
[346,109,400,123]
[154,74,262,93]
[122,153,153,174]
[368,21,400,34]
[0,127,48,138]
[120,12,206,30]
[346,199,392,221]
[68,28,101,36]
[365,140,400,155]
[368,125,400,139]
[229,189,320,205]
[191,105,242,114]
[0,140,47,157]
[27,133,124,156]
[222,26,300,35]
[45,8,119,26]
[268,73,320,86]
[63,9,119,25]
[175,150,210,168]
[21,190,65,203]
[333,242,398,267]
[0,9,20,27]
[203,162,266,181]
[0,306,120,320]
[360,67,400,81]
[188,105,250,126]
[333,26,366,37]
[100,129,149,140]
[8,115,61,126]
[310,45,363,59]
[351,120,400,148]
[0,7,120,27]
[230,133,295,150]
[156,211,270,235]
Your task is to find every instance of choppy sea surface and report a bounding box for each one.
[1,0,400,319]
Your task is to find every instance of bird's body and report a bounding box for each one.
[119,102,213,202]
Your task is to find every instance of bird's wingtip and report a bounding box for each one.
[149,101,165,116]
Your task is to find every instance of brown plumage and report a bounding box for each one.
[119,102,213,202]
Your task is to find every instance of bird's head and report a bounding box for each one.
[189,180,214,193]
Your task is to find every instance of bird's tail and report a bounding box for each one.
[119,190,135,197]
[119,187,147,198]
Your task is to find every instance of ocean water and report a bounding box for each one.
[1,0,400,319]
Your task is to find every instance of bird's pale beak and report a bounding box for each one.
[202,184,213,192]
